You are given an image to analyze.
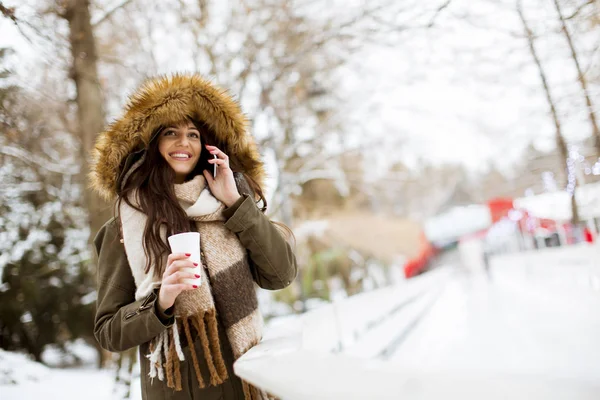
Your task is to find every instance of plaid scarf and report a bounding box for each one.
[119,175,267,399]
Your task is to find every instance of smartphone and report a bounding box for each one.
[213,154,218,177]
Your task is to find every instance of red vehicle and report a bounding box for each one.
[403,231,436,278]
[405,197,515,278]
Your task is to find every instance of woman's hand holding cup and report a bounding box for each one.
[159,232,203,312]
[158,252,201,312]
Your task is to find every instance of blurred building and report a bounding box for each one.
[476,137,600,202]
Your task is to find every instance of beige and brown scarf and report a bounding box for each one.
[119,175,266,399]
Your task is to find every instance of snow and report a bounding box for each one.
[0,340,136,400]
[41,339,99,368]
[424,204,492,244]
[390,245,600,385]
[390,271,600,385]
[0,349,50,386]
[514,182,600,221]
[1,362,116,400]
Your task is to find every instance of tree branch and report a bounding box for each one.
[427,0,453,27]
[0,2,17,23]
[565,0,595,20]
[0,3,37,44]
[92,0,135,28]
[1,145,79,175]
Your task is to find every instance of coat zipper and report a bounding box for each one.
[124,310,138,320]
[124,292,155,320]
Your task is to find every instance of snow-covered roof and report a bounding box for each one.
[514,182,600,221]
[424,204,492,244]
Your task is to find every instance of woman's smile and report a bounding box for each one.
[168,151,193,161]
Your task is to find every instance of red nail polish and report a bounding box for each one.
[193,285,198,288]
[193,262,198,266]
[195,274,200,278]
[185,253,191,257]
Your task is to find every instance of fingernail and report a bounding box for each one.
[195,274,200,278]
[185,253,191,256]
[193,262,198,266]
[193,285,198,288]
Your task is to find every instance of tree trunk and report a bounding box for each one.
[552,0,600,157]
[64,0,112,236]
[63,0,113,368]
[517,0,579,223]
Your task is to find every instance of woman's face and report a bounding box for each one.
[158,120,202,184]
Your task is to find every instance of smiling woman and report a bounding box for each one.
[89,74,297,400]
[158,121,203,184]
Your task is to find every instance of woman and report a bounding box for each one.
[91,74,297,400]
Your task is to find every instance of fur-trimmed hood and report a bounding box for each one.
[89,73,264,201]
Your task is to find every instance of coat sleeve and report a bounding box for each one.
[93,218,174,353]
[223,195,298,290]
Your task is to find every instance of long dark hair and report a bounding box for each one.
[115,119,272,278]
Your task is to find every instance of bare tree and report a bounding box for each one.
[58,0,112,239]
[552,0,600,156]
[517,0,580,223]
[169,0,447,213]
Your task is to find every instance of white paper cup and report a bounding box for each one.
[167,232,202,287]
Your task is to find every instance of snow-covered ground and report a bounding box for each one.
[0,349,116,400]
[0,339,143,400]
[389,270,600,385]
[385,245,600,387]
[2,363,115,400]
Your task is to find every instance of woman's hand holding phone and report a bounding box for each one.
[203,145,241,207]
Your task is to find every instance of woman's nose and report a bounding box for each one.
[176,135,190,146]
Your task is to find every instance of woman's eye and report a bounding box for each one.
[189,132,200,139]
[164,130,175,136]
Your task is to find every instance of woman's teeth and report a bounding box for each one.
[171,153,191,160]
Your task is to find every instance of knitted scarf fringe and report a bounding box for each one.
[145,310,267,399]
[147,311,226,389]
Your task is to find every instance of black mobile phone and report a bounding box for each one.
[213,154,218,177]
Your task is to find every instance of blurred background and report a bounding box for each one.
[1,0,599,399]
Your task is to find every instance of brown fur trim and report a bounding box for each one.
[182,317,206,389]
[89,73,265,201]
